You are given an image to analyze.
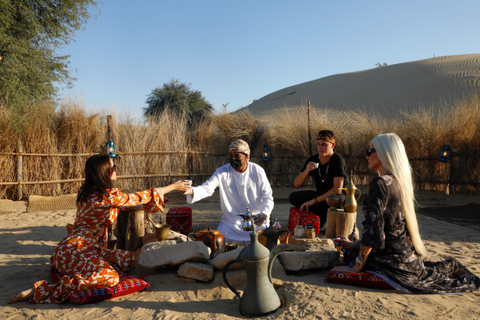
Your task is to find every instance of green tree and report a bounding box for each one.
[144,79,213,121]
[0,0,96,115]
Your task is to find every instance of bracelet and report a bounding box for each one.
[314,197,318,205]
[355,257,364,266]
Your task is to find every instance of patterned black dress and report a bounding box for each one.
[343,174,480,294]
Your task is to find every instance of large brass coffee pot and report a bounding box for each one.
[223,213,305,317]
[340,180,361,213]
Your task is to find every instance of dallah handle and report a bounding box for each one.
[222,248,247,298]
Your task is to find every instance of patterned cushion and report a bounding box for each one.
[68,274,150,304]
[324,269,393,290]
[50,261,150,304]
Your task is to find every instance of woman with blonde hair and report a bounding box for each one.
[333,133,480,293]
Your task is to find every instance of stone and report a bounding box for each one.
[277,243,340,271]
[139,241,210,268]
[167,230,190,243]
[271,258,287,280]
[210,247,246,270]
[213,268,247,288]
[289,235,334,246]
[178,262,214,281]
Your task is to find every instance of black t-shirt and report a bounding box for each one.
[300,153,348,195]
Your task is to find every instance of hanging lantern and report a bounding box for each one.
[438,145,451,163]
[262,147,270,162]
[106,141,117,158]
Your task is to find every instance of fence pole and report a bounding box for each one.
[17,137,23,200]
[308,100,312,155]
[107,115,113,141]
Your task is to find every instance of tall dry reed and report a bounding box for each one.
[0,93,479,200]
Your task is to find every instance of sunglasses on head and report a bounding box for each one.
[366,148,376,157]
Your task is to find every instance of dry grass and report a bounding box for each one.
[0,93,479,200]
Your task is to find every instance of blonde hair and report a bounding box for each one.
[371,133,427,256]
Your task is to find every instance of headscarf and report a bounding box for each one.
[228,139,250,160]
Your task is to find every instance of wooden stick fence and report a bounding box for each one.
[1,152,477,190]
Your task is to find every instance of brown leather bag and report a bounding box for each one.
[192,228,225,258]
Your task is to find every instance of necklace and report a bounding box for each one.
[319,162,330,183]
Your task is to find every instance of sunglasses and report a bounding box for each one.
[112,164,117,171]
[366,148,376,157]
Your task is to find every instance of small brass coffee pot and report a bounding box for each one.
[146,216,171,241]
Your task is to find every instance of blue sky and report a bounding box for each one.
[58,0,480,121]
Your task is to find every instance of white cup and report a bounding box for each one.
[314,163,319,169]
[184,180,192,187]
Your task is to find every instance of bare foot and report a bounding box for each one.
[8,288,34,304]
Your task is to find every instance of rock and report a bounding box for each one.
[142,240,177,251]
[167,230,189,243]
[210,247,245,270]
[142,230,190,246]
[139,241,210,268]
[177,262,214,281]
[271,258,287,280]
[277,244,340,271]
[213,268,247,288]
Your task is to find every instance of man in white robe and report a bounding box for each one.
[183,139,274,242]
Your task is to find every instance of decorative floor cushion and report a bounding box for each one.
[50,259,150,304]
[166,207,193,235]
[288,207,321,235]
[68,274,150,304]
[324,269,394,290]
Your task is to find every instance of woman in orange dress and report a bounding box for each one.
[9,154,184,304]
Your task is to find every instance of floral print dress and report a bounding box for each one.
[344,174,480,294]
[31,187,164,304]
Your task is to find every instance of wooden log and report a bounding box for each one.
[325,208,338,239]
[125,209,145,251]
[114,207,146,251]
[335,211,357,238]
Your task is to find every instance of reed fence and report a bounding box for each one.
[1,150,478,200]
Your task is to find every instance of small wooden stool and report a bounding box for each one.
[325,208,357,239]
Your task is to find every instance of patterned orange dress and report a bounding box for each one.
[31,187,164,304]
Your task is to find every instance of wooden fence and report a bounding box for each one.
[0,150,479,200]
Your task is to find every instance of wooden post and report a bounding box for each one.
[17,137,23,200]
[307,100,312,155]
[106,115,113,141]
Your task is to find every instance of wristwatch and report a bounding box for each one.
[355,257,364,266]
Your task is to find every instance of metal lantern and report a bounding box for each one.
[438,145,451,163]
[106,141,117,158]
[262,147,270,162]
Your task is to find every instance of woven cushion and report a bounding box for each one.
[324,269,393,290]
[288,207,320,235]
[50,262,150,304]
[166,207,192,235]
[68,274,150,304]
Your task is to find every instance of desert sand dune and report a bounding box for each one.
[246,54,480,117]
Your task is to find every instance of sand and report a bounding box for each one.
[246,53,480,118]
[1,188,480,319]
